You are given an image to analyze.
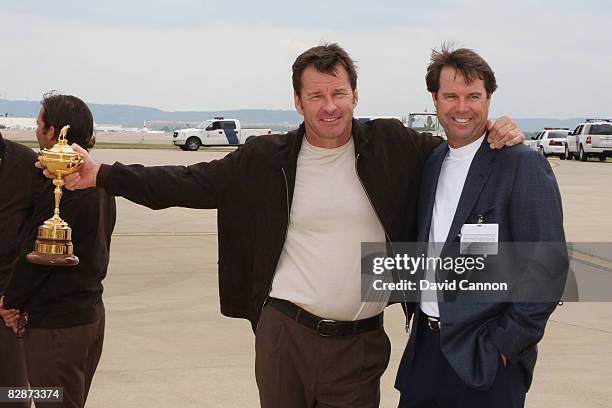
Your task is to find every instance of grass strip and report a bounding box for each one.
[16,141,177,150]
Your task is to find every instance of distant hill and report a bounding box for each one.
[0,98,589,132]
[0,99,302,129]
[508,118,586,133]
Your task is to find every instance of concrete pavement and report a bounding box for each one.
[16,145,612,407]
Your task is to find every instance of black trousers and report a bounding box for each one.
[398,316,526,408]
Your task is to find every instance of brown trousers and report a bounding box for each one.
[255,305,391,408]
[23,308,105,408]
[0,324,30,408]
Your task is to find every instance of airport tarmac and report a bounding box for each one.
[3,129,173,145]
[17,146,612,407]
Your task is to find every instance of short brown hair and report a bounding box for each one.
[41,91,95,150]
[426,44,497,96]
[292,43,357,97]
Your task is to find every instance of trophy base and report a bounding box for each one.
[26,219,79,267]
[26,251,79,266]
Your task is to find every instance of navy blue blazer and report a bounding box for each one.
[396,136,568,392]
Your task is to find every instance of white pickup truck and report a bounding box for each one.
[173,118,272,151]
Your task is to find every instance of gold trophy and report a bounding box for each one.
[26,125,83,266]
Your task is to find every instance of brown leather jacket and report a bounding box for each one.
[97,119,440,330]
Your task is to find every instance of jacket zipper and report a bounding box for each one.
[260,167,291,315]
[355,153,411,332]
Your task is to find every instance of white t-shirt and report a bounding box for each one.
[420,135,485,318]
[269,137,388,321]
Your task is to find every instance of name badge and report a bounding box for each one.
[460,223,499,255]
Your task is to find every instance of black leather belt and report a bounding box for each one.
[268,298,383,337]
[419,310,442,332]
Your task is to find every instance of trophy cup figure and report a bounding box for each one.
[26,125,83,266]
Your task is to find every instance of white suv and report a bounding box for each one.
[565,119,612,161]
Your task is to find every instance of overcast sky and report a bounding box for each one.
[2,1,610,118]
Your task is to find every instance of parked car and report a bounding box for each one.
[530,128,570,159]
[565,119,612,161]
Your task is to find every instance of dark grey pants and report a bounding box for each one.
[24,308,105,408]
[255,304,391,408]
[0,324,30,408]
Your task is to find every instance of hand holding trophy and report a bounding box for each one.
[26,125,83,266]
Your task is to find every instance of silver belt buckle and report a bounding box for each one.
[317,319,338,337]
[427,316,441,331]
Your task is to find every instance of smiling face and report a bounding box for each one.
[433,66,491,148]
[294,64,358,148]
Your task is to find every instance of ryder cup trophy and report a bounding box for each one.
[26,125,83,266]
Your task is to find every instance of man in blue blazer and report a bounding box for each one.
[395,45,568,408]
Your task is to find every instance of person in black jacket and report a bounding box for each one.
[0,93,116,408]
[42,45,522,407]
[0,132,43,408]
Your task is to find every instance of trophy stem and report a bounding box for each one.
[53,176,64,221]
